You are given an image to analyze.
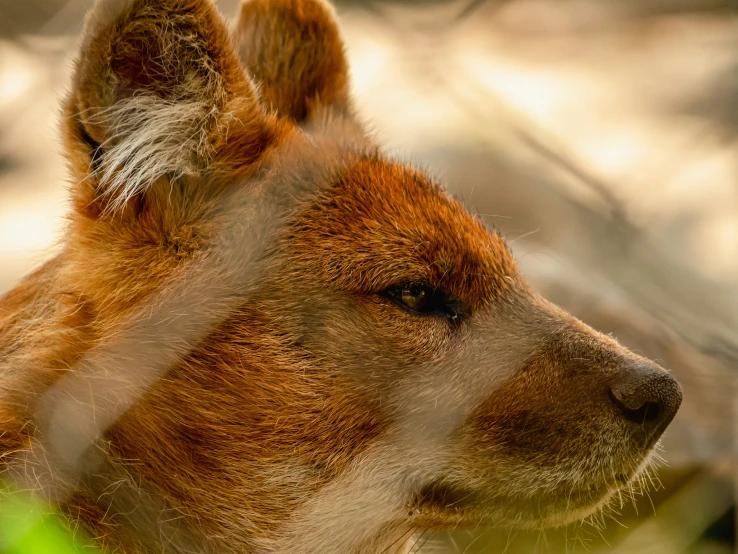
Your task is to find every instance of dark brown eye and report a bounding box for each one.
[400,286,428,312]
[382,284,462,321]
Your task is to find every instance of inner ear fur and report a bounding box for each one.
[64,0,278,217]
[234,0,351,123]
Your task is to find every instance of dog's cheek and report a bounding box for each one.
[364,298,457,362]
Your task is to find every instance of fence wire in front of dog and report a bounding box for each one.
[0,0,736,553]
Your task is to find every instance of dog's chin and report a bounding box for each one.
[409,475,634,531]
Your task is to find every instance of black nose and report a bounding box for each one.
[609,362,682,441]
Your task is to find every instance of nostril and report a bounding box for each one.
[627,401,660,425]
[609,391,661,425]
[608,364,682,436]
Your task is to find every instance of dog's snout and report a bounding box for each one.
[608,362,682,438]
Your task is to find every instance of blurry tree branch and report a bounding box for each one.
[442,77,738,369]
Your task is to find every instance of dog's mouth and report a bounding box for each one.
[409,471,638,530]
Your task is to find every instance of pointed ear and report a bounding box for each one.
[233,0,351,124]
[64,0,277,217]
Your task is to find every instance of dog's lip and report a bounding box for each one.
[412,482,481,511]
[410,473,634,521]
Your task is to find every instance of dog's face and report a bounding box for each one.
[0,0,681,551]
[282,155,678,533]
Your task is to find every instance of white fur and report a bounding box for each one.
[85,94,218,213]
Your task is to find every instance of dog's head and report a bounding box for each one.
[16,0,680,550]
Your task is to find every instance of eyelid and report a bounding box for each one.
[381,284,462,320]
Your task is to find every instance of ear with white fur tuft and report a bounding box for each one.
[234,0,352,124]
[64,0,278,217]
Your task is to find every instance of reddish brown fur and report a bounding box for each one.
[0,0,681,552]
[291,158,519,304]
[235,0,351,121]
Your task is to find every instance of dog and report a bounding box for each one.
[0,0,682,552]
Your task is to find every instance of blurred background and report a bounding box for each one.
[0,0,736,552]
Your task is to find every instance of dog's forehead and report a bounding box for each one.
[291,157,521,307]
